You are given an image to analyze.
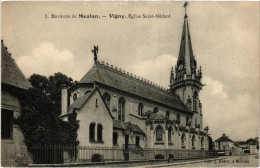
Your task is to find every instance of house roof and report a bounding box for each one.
[78,62,190,113]
[1,40,31,90]
[67,92,92,113]
[64,87,114,119]
[113,120,145,134]
[149,113,167,120]
[215,134,233,142]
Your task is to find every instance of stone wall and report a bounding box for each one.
[1,91,32,166]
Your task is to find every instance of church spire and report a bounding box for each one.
[175,2,197,79]
[171,2,203,93]
[170,3,204,131]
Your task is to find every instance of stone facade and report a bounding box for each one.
[1,40,32,166]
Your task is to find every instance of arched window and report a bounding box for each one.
[138,103,143,116]
[192,135,196,147]
[166,111,170,119]
[113,132,118,145]
[89,122,95,142]
[177,114,180,121]
[153,107,158,113]
[156,125,163,142]
[136,136,140,146]
[181,133,186,147]
[168,126,173,141]
[201,137,204,149]
[103,93,111,109]
[84,90,92,94]
[193,91,198,111]
[118,97,125,121]
[186,116,189,125]
[97,124,103,142]
[73,93,77,101]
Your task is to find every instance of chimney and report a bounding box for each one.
[61,84,68,116]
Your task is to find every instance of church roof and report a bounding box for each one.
[78,61,190,113]
[1,40,31,90]
[215,134,233,142]
[113,120,145,134]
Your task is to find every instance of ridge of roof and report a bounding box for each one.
[1,40,32,90]
[78,60,189,112]
[80,60,171,93]
[215,134,233,142]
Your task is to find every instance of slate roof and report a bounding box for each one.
[113,120,145,134]
[1,40,31,90]
[176,15,197,77]
[149,113,167,120]
[215,134,233,142]
[145,112,173,122]
[78,62,189,113]
[67,92,92,113]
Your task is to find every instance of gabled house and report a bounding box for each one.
[214,134,234,155]
[1,40,32,166]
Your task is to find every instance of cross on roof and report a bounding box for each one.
[183,1,189,15]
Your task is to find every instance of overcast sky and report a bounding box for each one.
[2,1,259,141]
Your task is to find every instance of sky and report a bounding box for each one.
[1,1,259,141]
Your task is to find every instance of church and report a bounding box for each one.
[60,5,209,160]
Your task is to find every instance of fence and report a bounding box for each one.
[29,145,217,164]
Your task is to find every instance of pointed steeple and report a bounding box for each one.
[176,5,197,79]
[170,3,204,131]
[171,2,203,93]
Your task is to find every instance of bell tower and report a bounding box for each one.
[170,2,204,130]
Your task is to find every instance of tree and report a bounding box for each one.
[16,72,79,150]
[28,72,77,116]
[28,74,49,92]
[47,72,77,116]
